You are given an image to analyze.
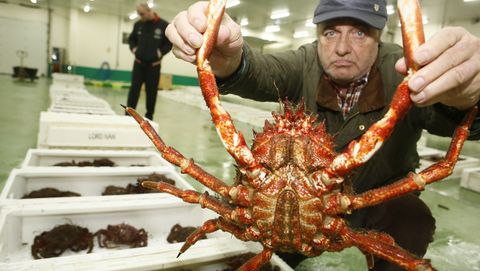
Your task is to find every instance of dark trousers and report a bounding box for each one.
[126,61,161,120]
[277,194,436,270]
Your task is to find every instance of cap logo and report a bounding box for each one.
[374,4,379,12]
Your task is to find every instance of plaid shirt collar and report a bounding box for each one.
[324,72,370,118]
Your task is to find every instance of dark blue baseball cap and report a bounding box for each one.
[313,0,388,29]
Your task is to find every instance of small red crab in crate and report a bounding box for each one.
[123,0,478,270]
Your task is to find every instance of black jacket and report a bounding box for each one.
[129,15,172,63]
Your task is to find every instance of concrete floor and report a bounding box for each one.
[0,75,479,270]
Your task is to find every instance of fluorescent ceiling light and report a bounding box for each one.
[30,0,37,3]
[240,18,249,26]
[293,31,310,39]
[129,12,138,20]
[226,0,240,8]
[83,4,91,13]
[147,1,154,8]
[464,0,480,2]
[386,5,395,15]
[305,20,316,28]
[270,9,290,20]
[265,25,280,33]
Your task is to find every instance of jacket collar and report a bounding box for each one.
[316,43,386,113]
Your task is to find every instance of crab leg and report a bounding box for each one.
[325,0,425,178]
[178,217,259,256]
[142,181,253,224]
[343,227,436,271]
[340,106,477,212]
[237,247,274,271]
[197,0,267,185]
[123,105,237,200]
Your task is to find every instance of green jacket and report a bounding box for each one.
[218,41,480,226]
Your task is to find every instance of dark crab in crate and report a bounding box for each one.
[123,0,478,270]
[93,223,148,248]
[22,187,81,199]
[53,158,116,167]
[102,173,176,195]
[167,224,207,243]
[31,224,93,259]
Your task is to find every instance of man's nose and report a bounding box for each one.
[335,34,352,56]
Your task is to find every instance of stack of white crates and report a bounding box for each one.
[460,167,480,192]
[49,73,115,115]
[0,73,293,270]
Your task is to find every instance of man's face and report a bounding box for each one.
[137,6,153,22]
[317,19,380,85]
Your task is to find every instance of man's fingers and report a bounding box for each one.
[412,27,466,66]
[410,59,479,105]
[395,57,408,75]
[173,11,204,49]
[187,2,209,33]
[165,23,196,57]
[214,13,243,58]
[172,47,196,64]
[409,36,476,93]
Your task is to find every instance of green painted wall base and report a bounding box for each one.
[50,64,199,87]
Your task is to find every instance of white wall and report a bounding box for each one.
[66,8,196,77]
[68,10,119,68]
[0,3,48,75]
[0,3,48,23]
[1,1,479,79]
[0,2,197,79]
[50,7,70,53]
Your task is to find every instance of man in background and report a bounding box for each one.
[127,3,172,120]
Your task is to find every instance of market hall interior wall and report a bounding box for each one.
[0,2,197,82]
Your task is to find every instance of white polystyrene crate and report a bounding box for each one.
[460,167,480,193]
[52,73,84,84]
[49,85,88,95]
[48,106,116,115]
[49,90,91,103]
[0,200,222,268]
[49,104,112,112]
[48,103,115,115]
[0,202,293,271]
[419,151,480,179]
[417,130,429,147]
[417,146,444,157]
[53,96,110,107]
[0,168,191,205]
[21,149,173,170]
[184,251,293,271]
[37,112,158,150]
[50,81,85,90]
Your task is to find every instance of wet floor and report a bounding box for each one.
[0,75,479,270]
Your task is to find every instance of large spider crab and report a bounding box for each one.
[123,0,478,270]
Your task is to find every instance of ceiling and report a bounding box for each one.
[3,0,480,46]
